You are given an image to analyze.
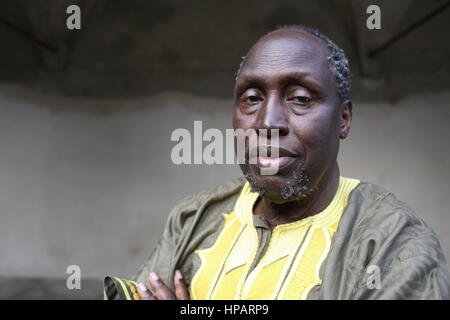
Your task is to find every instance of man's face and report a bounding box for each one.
[233,30,349,203]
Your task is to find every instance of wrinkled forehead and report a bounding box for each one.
[240,31,331,80]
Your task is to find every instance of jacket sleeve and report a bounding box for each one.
[102,192,202,299]
[130,192,202,291]
[349,205,450,300]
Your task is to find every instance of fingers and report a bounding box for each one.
[174,270,190,300]
[137,283,156,300]
[148,272,176,300]
[139,271,190,300]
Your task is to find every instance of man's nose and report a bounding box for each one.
[256,94,289,137]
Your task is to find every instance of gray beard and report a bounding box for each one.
[242,164,312,201]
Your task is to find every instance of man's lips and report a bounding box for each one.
[257,156,296,168]
[247,146,299,169]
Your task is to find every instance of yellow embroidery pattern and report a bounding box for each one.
[190,176,359,300]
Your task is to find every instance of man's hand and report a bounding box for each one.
[137,270,190,300]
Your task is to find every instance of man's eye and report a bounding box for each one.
[291,96,312,104]
[244,96,261,103]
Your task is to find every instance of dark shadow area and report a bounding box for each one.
[0,0,449,102]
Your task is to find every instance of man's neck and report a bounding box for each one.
[253,164,340,231]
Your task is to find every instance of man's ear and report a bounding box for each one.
[339,100,352,139]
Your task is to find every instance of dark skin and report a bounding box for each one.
[234,29,352,229]
[137,270,189,300]
[138,29,352,299]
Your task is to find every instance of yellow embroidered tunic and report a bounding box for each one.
[190,177,359,300]
[104,176,450,300]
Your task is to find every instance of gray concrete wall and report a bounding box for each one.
[0,84,449,296]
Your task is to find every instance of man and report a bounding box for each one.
[104,25,450,300]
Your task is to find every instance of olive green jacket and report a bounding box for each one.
[105,177,450,300]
